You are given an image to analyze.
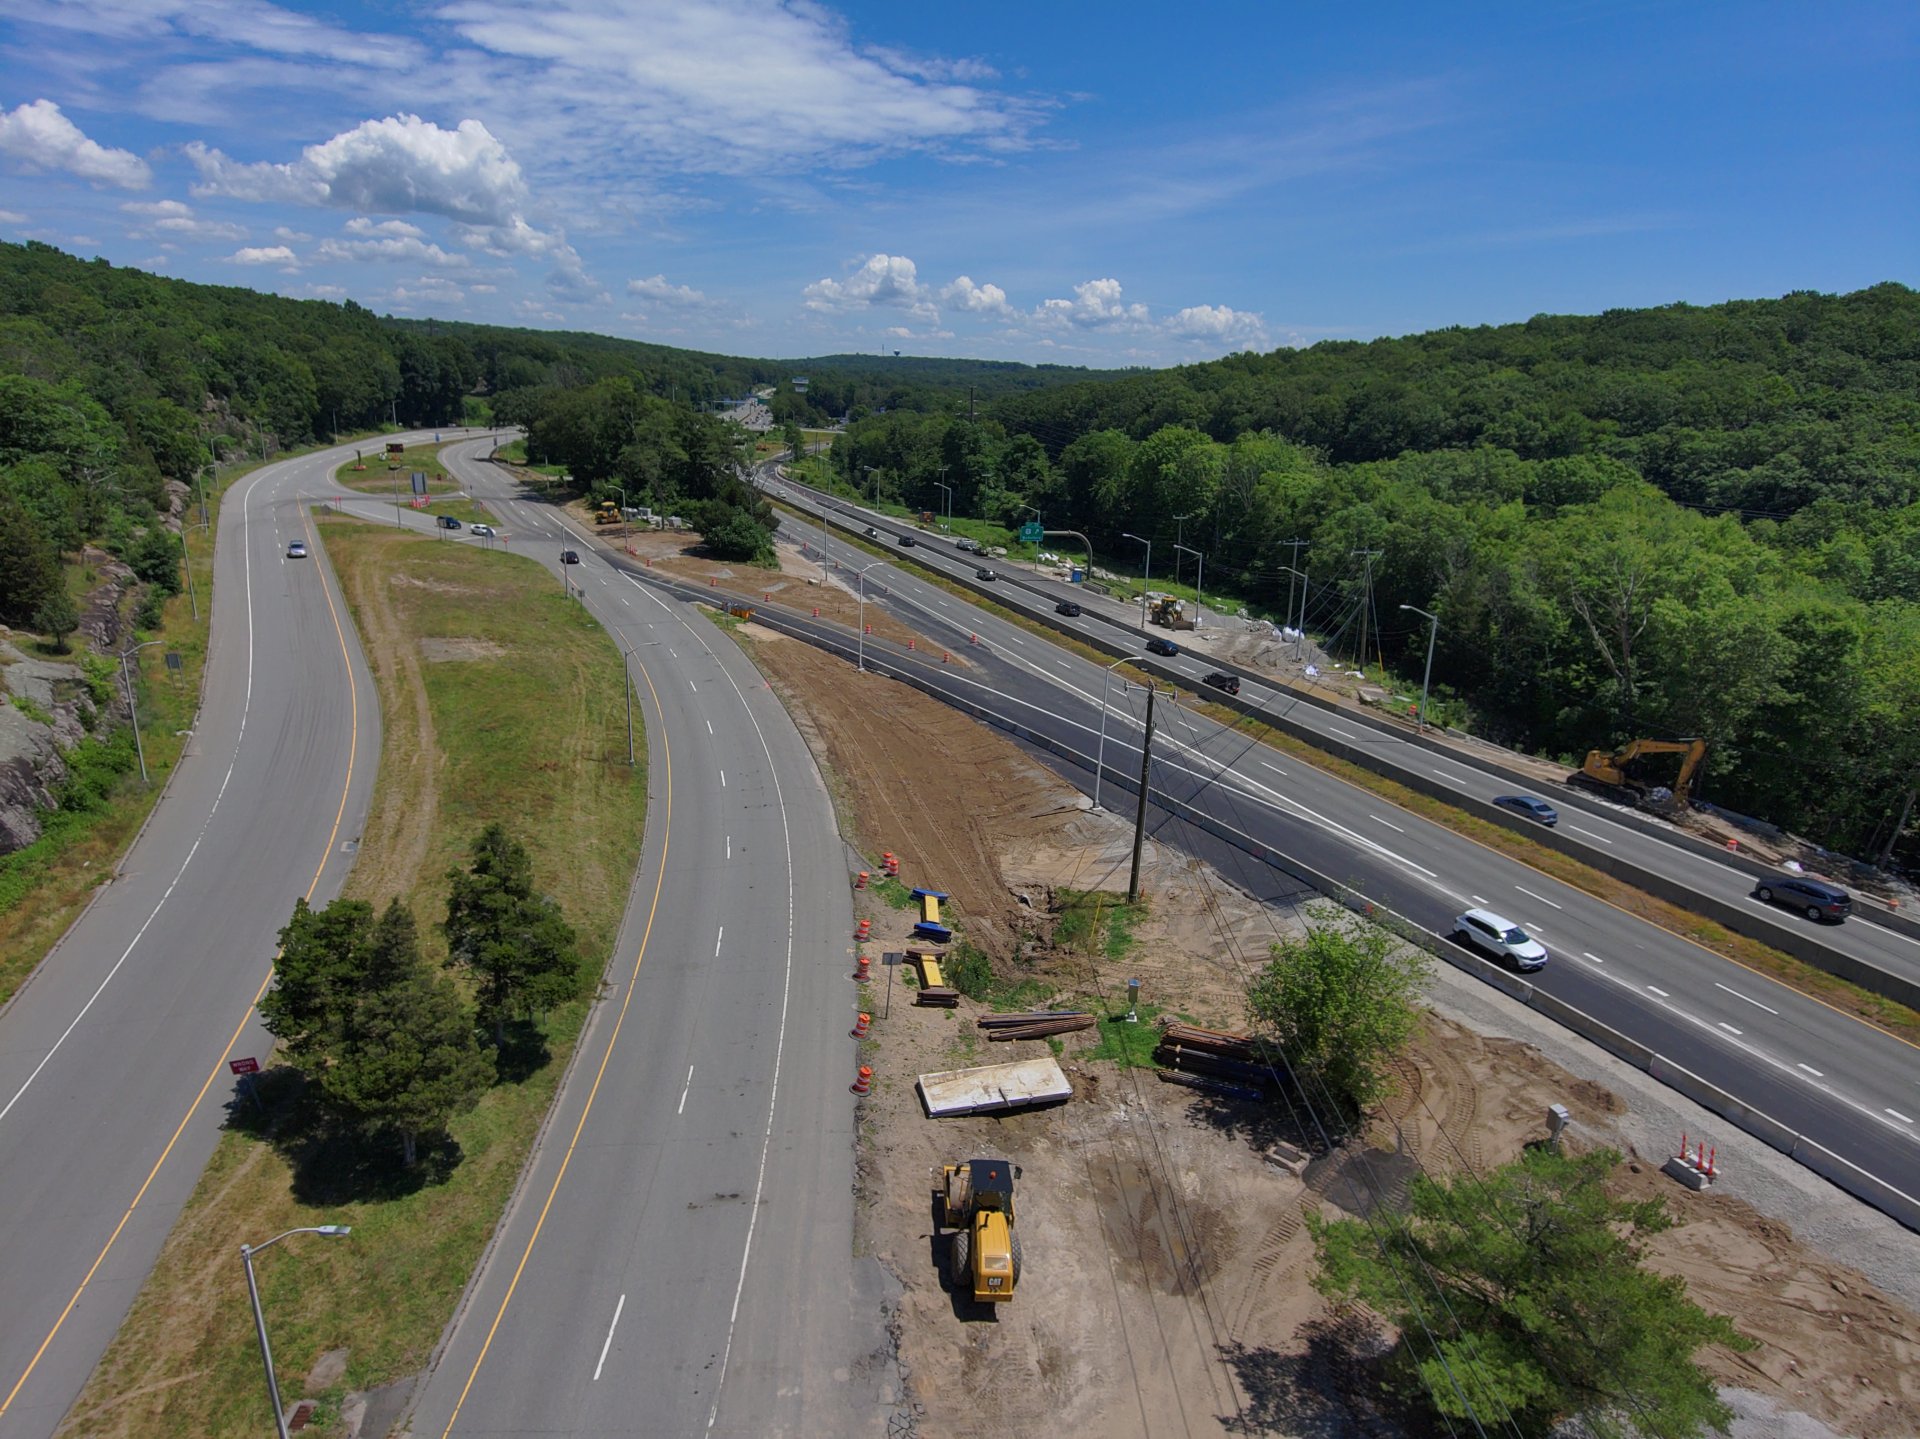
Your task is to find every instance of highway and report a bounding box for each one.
[382,440,884,1438]
[765,472,1920,990]
[0,442,385,1436]
[679,477,1920,1215]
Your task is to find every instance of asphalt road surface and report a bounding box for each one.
[697,483,1920,1215]
[766,472,1920,991]
[0,441,392,1437]
[384,440,888,1438]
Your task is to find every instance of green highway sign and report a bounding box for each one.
[1018,521,1044,544]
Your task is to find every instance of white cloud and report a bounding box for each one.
[627,274,708,308]
[315,233,469,267]
[0,209,26,225]
[803,253,936,321]
[389,277,467,307]
[0,99,151,189]
[228,244,298,267]
[1165,303,1268,350]
[189,113,528,225]
[273,225,311,241]
[436,0,1045,175]
[940,275,1014,318]
[345,215,425,239]
[120,198,246,241]
[1033,277,1150,330]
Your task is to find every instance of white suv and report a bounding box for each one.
[1452,908,1547,971]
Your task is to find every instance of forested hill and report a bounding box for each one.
[993,284,1920,517]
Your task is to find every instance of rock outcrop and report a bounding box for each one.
[0,637,111,855]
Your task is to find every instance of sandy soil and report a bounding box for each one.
[735,630,1920,1439]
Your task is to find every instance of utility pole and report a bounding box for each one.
[1352,549,1381,672]
[181,527,198,620]
[1128,686,1157,903]
[1280,538,1305,637]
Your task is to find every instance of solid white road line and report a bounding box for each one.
[1714,981,1780,1015]
[1514,885,1562,910]
[593,1295,626,1381]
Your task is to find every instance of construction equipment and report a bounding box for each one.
[1569,737,1708,814]
[593,500,621,525]
[1148,593,1196,631]
[938,1159,1023,1303]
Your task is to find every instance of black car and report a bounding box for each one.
[974,567,997,581]
[1145,637,1179,656]
[561,550,580,564]
[1202,671,1239,696]
[1755,875,1852,923]
[897,533,916,547]
[1055,600,1082,617]
[1493,794,1559,826]
[865,526,880,538]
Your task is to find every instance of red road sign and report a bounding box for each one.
[229,1057,261,1076]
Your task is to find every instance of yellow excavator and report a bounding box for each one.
[939,1159,1022,1303]
[1570,737,1707,814]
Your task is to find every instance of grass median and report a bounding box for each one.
[60,517,648,1438]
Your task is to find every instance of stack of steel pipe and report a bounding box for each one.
[1154,1021,1289,1090]
[977,1010,1097,1042]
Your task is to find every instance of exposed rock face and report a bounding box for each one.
[76,548,135,654]
[0,637,108,855]
[162,479,191,533]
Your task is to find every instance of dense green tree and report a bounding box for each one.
[323,968,493,1166]
[123,525,182,594]
[0,491,60,625]
[1245,920,1430,1115]
[443,824,581,1043]
[1310,1146,1751,1438]
[33,587,79,653]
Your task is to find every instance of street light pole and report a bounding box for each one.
[934,481,951,534]
[1173,543,1203,628]
[1122,533,1152,635]
[1400,604,1440,731]
[241,1225,351,1439]
[1276,564,1310,660]
[1172,514,1194,585]
[855,561,883,672]
[863,465,881,510]
[1092,656,1131,813]
[119,640,162,784]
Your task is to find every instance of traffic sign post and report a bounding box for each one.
[1018,521,1044,545]
[230,1056,264,1113]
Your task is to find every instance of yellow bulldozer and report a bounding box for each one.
[1569,737,1707,814]
[593,500,621,525]
[939,1159,1022,1303]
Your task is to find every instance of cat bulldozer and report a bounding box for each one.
[939,1159,1023,1303]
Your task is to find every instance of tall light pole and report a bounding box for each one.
[854,561,884,672]
[119,639,163,784]
[241,1225,351,1439]
[1092,656,1133,813]
[1122,532,1152,635]
[1172,513,1194,584]
[1173,543,1203,628]
[934,480,952,534]
[1400,603,1440,731]
[181,525,199,621]
[614,636,660,765]
[863,465,881,511]
[1276,564,1310,660]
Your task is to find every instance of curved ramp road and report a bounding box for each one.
[391,440,880,1437]
[0,441,397,1437]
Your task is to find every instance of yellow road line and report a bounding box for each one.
[438,657,671,1438]
[2,501,362,1419]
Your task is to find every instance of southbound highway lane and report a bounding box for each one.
[0,441,398,1438]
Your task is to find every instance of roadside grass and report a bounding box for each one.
[1052,888,1145,962]
[870,873,919,910]
[332,444,458,500]
[421,495,492,524]
[61,519,648,1439]
[1194,698,1920,1044]
[1084,1000,1165,1069]
[0,453,259,1004]
[947,938,1055,1013]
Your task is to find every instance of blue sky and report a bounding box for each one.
[0,1,1913,366]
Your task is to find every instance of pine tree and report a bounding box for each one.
[443,824,580,1044]
[324,970,493,1167]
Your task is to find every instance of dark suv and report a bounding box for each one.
[1202,672,1239,696]
[1755,875,1852,923]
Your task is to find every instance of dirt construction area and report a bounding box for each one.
[736,626,1920,1439]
